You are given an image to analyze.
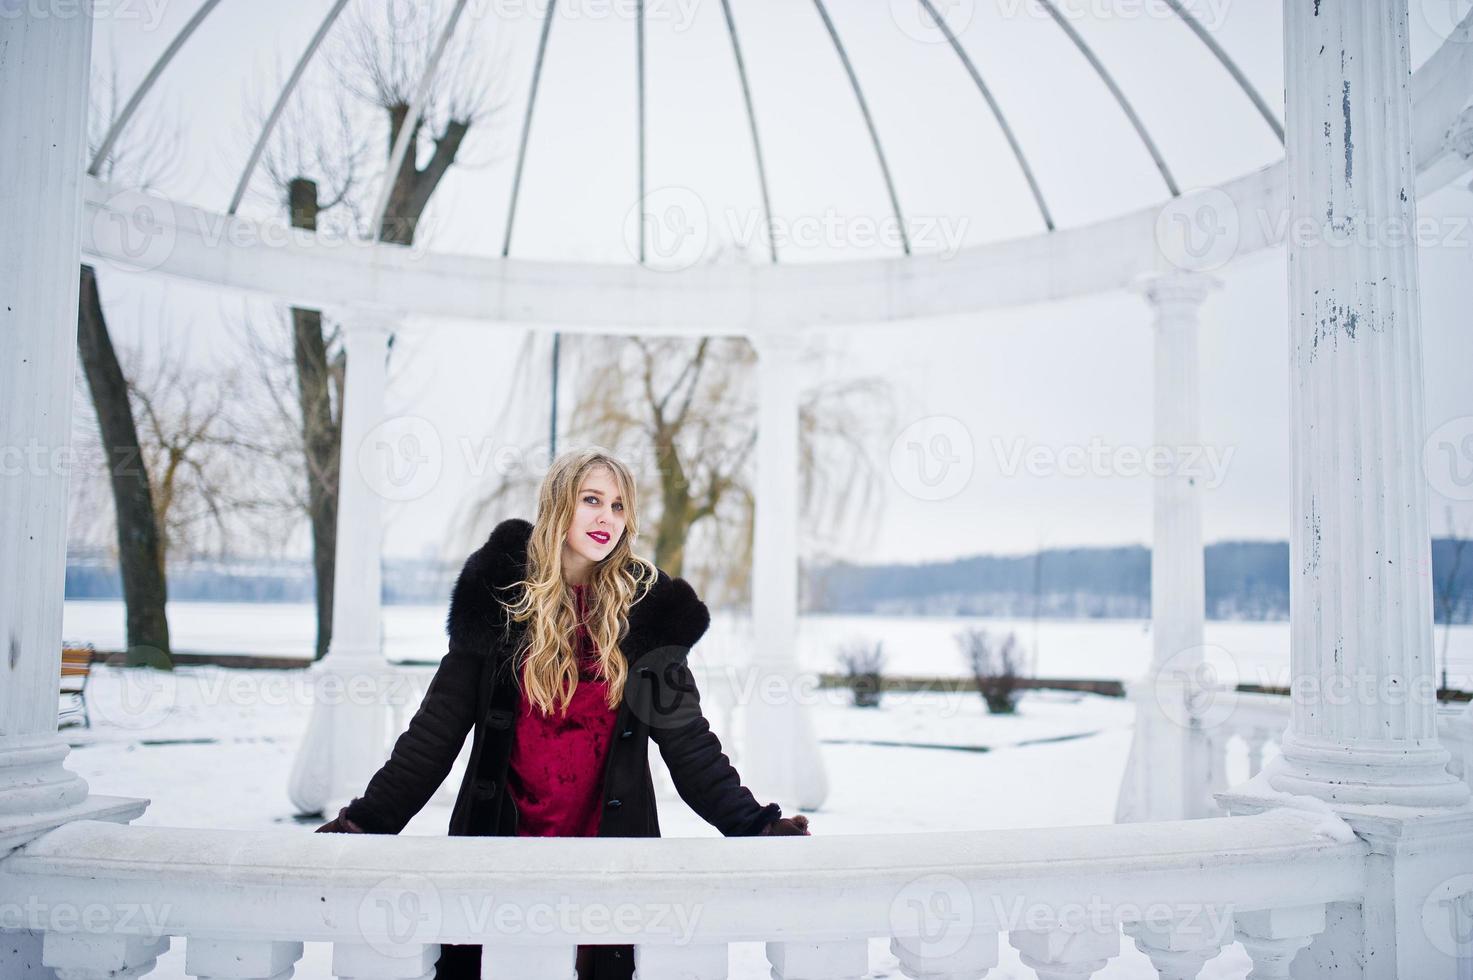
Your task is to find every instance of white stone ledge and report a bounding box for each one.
[0,809,1367,947]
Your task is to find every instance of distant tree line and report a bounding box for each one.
[65,538,1473,624]
[64,552,460,606]
[805,540,1473,624]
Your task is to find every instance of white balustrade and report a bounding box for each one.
[767,940,868,979]
[1122,917,1229,980]
[1009,925,1120,980]
[42,934,170,980]
[1233,905,1327,980]
[0,808,1365,980]
[331,942,438,979]
[184,938,303,980]
[634,941,727,979]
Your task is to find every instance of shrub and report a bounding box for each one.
[956,627,1027,715]
[836,639,887,708]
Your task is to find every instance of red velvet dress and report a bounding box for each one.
[506,583,621,837]
[444,585,630,980]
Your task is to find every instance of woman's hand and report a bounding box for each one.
[760,814,810,836]
[314,806,367,834]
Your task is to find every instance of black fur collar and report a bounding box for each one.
[444,517,711,663]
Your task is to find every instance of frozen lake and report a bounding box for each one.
[62,599,1473,690]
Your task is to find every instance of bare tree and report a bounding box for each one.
[230,67,369,660]
[233,8,511,658]
[74,316,303,554]
[77,57,186,666]
[328,0,513,245]
[123,331,297,561]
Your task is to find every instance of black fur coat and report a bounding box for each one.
[341,517,782,979]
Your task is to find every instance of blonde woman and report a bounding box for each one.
[317,447,810,980]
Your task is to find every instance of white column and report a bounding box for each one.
[1142,271,1217,671]
[1269,0,1468,810]
[1115,272,1220,823]
[288,310,398,816]
[745,330,827,811]
[1218,5,1473,978]
[0,4,149,865]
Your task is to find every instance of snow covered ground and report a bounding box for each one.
[54,655,1268,979]
[60,597,1473,692]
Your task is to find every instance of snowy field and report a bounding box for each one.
[59,598,1473,692]
[34,595,1349,972]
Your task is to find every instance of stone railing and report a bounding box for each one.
[1200,693,1473,814]
[0,806,1366,979]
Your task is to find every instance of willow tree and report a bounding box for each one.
[462,331,894,609]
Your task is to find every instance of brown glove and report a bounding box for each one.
[760,814,810,836]
[314,806,367,834]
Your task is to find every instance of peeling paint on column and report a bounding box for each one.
[1305,496,1322,574]
[1311,298,1370,359]
[1342,80,1353,185]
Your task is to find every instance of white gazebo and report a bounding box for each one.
[3,1,1473,977]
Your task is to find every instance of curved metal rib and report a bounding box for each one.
[501,0,559,256]
[917,0,1054,232]
[227,0,352,215]
[369,0,472,241]
[637,0,647,264]
[720,0,778,262]
[811,0,910,255]
[1035,0,1180,197]
[1161,0,1283,144]
[88,0,228,176]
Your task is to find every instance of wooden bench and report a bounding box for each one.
[59,643,94,729]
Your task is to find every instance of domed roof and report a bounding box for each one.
[86,0,1370,269]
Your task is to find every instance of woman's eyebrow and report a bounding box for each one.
[579,488,623,501]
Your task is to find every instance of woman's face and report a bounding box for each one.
[561,466,627,581]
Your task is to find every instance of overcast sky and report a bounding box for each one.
[77,0,1473,565]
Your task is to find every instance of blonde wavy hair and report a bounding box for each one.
[502,448,659,715]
